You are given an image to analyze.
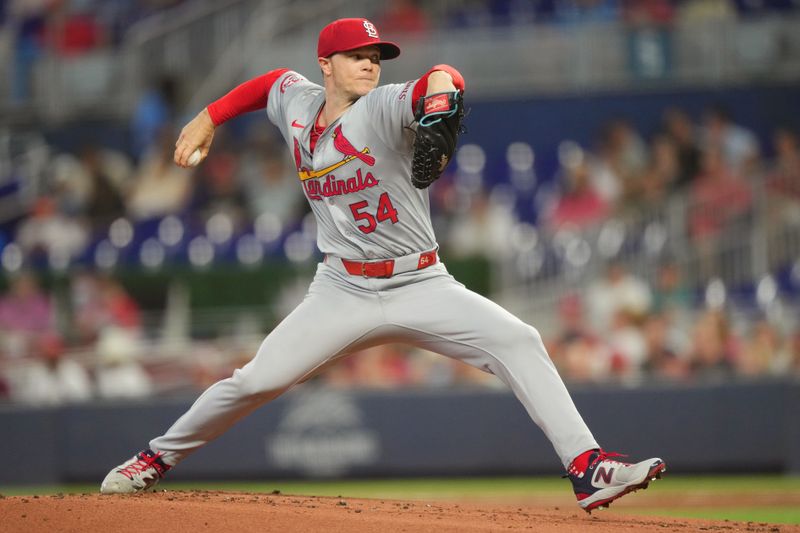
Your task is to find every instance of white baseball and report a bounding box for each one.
[187,149,202,167]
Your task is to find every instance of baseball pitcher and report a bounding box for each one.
[101,18,665,512]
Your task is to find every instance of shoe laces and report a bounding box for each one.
[565,449,629,478]
[118,451,168,480]
[592,450,629,467]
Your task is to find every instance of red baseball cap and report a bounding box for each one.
[317,18,401,60]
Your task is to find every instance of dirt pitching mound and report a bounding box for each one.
[1,491,796,533]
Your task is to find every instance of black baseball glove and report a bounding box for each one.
[411,91,465,189]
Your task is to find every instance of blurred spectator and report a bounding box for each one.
[735,318,786,377]
[622,0,674,79]
[765,127,800,203]
[16,195,89,263]
[191,136,247,227]
[764,127,800,266]
[46,144,133,223]
[49,152,93,215]
[769,127,800,180]
[607,308,647,378]
[44,0,105,57]
[127,128,193,220]
[688,147,752,278]
[70,270,104,345]
[9,0,48,102]
[550,292,595,347]
[0,271,54,358]
[546,153,609,230]
[548,292,613,383]
[689,147,752,241]
[701,104,761,175]
[320,353,357,388]
[594,118,648,207]
[9,333,93,405]
[101,277,142,330]
[687,309,737,380]
[321,344,499,390]
[132,75,180,159]
[94,0,141,46]
[320,345,414,389]
[622,133,678,214]
[446,191,516,259]
[652,260,692,322]
[396,348,455,388]
[240,147,305,225]
[378,0,430,33]
[662,108,702,188]
[559,332,614,383]
[641,312,690,381]
[647,133,680,190]
[587,261,652,331]
[71,272,141,346]
[352,344,415,389]
[94,326,153,400]
[76,145,130,228]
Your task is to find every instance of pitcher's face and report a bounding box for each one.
[321,45,381,99]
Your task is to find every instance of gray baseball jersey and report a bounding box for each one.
[268,71,434,259]
[149,70,598,470]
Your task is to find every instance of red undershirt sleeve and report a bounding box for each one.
[206,68,290,126]
[411,64,465,113]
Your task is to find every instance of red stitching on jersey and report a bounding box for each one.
[280,73,303,93]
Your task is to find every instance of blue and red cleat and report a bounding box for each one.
[566,449,666,512]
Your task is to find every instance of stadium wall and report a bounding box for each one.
[2,380,798,485]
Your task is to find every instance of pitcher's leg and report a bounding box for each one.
[383,269,598,468]
[149,268,383,466]
[149,334,310,465]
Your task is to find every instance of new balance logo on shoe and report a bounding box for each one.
[566,449,666,513]
[594,466,614,485]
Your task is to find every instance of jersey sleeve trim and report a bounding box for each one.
[207,68,290,126]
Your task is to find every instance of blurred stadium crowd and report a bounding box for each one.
[4,0,799,95]
[1,0,799,405]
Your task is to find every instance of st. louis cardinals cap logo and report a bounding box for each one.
[362,20,378,38]
[296,125,374,181]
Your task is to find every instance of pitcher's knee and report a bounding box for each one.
[232,367,291,400]
[494,323,550,364]
[503,322,543,351]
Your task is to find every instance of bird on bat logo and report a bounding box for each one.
[332,125,375,166]
[295,126,376,182]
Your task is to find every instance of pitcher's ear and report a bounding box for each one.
[318,56,332,77]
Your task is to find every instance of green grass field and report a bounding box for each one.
[2,475,799,525]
